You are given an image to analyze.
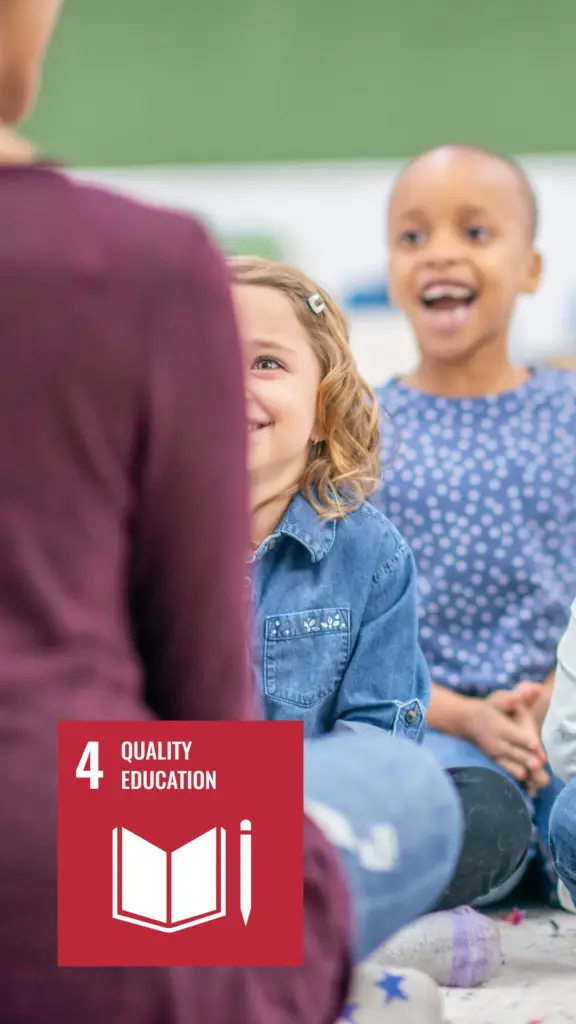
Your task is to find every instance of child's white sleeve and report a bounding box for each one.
[543,600,576,783]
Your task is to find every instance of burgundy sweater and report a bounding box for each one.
[0,167,351,1023]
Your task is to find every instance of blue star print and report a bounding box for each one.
[377,971,408,1003]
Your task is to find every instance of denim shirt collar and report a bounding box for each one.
[252,491,337,563]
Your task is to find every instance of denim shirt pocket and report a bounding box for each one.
[263,608,350,709]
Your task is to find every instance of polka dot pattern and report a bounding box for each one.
[375,368,576,694]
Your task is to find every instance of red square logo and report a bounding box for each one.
[58,721,303,967]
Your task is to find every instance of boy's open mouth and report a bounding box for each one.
[418,282,478,334]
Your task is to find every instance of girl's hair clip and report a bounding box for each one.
[307,292,326,315]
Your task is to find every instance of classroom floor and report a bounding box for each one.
[442,907,576,1024]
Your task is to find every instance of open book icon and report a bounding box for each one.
[112,826,226,932]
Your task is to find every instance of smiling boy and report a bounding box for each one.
[375,144,576,903]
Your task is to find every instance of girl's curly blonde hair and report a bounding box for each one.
[229,255,381,520]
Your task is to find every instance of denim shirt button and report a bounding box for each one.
[405,709,418,723]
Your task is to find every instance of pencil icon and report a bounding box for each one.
[240,819,252,925]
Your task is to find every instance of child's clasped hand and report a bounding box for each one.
[466,684,549,797]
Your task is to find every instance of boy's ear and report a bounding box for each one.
[521,250,543,295]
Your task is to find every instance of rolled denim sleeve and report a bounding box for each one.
[331,541,430,740]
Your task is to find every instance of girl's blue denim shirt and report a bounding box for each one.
[248,492,430,739]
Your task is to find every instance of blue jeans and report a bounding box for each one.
[549,778,576,902]
[424,729,564,896]
[304,732,463,962]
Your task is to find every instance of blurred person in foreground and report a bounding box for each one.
[0,4,464,1023]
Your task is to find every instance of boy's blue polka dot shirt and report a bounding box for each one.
[374,367,576,695]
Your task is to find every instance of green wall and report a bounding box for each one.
[26,0,576,167]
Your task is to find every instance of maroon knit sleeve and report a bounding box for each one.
[130,218,256,722]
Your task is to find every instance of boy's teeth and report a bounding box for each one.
[422,284,473,300]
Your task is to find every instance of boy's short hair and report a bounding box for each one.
[391,144,538,242]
